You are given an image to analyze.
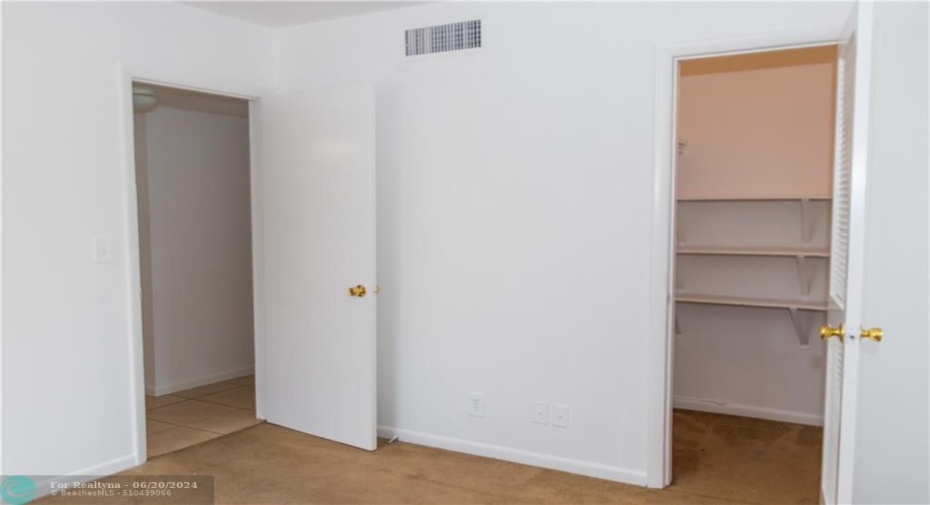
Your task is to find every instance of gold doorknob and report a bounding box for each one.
[820,324,844,341]
[860,327,883,342]
[348,285,367,297]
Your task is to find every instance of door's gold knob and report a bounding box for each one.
[860,327,883,342]
[820,324,844,341]
[348,285,367,297]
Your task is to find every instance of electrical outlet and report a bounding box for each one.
[469,392,485,417]
[552,404,570,428]
[533,401,550,424]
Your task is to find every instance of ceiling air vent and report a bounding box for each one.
[405,20,482,57]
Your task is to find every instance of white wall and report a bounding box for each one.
[674,303,827,426]
[853,2,929,503]
[133,115,156,390]
[2,1,270,478]
[273,2,851,482]
[141,107,253,396]
[673,59,836,425]
[677,62,836,200]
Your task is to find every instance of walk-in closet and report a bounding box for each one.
[671,45,839,500]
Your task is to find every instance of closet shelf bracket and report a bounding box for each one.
[800,198,813,244]
[788,307,810,348]
[795,255,813,296]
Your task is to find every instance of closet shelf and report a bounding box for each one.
[676,293,828,312]
[677,196,832,202]
[676,245,829,257]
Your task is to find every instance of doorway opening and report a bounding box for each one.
[132,82,261,457]
[667,45,838,501]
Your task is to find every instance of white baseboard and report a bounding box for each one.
[674,397,823,426]
[146,365,254,396]
[377,425,646,486]
[27,453,138,501]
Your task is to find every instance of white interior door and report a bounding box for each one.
[821,3,874,503]
[258,84,377,451]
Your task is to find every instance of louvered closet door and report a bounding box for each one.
[821,3,875,504]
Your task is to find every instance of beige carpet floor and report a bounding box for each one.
[39,410,822,504]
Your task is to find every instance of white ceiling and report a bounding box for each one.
[186,1,426,28]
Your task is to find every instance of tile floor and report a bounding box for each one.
[145,375,260,457]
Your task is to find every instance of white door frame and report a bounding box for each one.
[645,26,845,488]
[115,62,266,465]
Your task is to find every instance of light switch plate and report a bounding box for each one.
[533,401,550,424]
[552,404,570,428]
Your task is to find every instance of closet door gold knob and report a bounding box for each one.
[860,327,883,342]
[820,324,844,341]
[348,285,367,297]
